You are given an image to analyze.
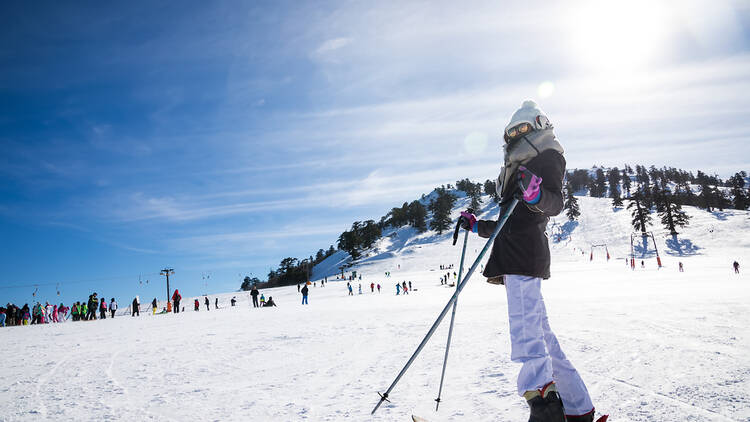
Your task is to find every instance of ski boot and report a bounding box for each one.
[524,382,566,422]
[566,409,609,422]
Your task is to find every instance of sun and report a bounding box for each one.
[565,1,667,71]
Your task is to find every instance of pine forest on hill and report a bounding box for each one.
[247,165,749,290]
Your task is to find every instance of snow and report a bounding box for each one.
[1,195,749,421]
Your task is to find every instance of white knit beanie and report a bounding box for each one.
[504,100,553,133]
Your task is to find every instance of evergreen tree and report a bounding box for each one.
[627,192,652,235]
[468,182,483,211]
[429,188,457,234]
[566,169,591,193]
[608,167,622,206]
[589,168,607,197]
[698,180,713,211]
[563,182,580,221]
[659,196,690,236]
[729,171,749,210]
[621,167,632,198]
[484,179,500,203]
[656,188,691,235]
[408,200,428,232]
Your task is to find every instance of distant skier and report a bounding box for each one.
[370,282,375,293]
[204,296,210,311]
[348,283,353,296]
[150,297,156,315]
[301,284,309,305]
[132,297,140,317]
[172,289,181,314]
[358,284,362,294]
[259,294,265,307]
[297,283,301,293]
[402,281,408,295]
[194,299,200,311]
[251,286,260,308]
[459,101,601,421]
[99,298,107,320]
[396,283,400,295]
[231,297,237,306]
[408,281,412,290]
[377,283,381,293]
[215,297,219,309]
[109,298,117,318]
[263,296,277,307]
[678,262,684,273]
[734,261,740,274]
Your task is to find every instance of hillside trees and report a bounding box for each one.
[457,178,483,210]
[589,168,608,197]
[608,167,623,207]
[729,171,749,210]
[408,200,428,232]
[627,192,652,235]
[484,179,500,203]
[563,182,580,221]
[656,188,691,235]
[429,187,457,234]
[337,220,382,260]
[566,169,591,193]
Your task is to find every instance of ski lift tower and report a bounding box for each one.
[590,244,610,261]
[629,232,662,269]
[160,268,174,303]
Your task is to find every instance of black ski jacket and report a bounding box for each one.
[477,149,565,280]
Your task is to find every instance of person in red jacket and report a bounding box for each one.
[194,298,200,311]
[172,290,181,314]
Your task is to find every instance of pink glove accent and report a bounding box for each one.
[518,166,542,204]
[460,211,477,231]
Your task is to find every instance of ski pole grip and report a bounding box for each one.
[452,220,461,245]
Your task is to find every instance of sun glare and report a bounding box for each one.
[566,1,667,71]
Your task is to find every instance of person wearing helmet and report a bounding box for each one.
[459,101,601,422]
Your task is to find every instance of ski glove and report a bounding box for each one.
[459,211,478,233]
[517,166,542,204]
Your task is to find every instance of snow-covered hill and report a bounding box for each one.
[1,195,748,421]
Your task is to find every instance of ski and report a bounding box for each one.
[412,416,428,422]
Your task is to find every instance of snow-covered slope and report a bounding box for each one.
[1,196,748,421]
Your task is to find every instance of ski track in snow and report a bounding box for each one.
[1,196,749,421]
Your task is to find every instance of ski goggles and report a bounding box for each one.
[504,122,533,143]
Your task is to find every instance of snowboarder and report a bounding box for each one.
[459,101,601,422]
[251,286,260,308]
[109,298,117,318]
[733,261,740,274]
[301,284,309,305]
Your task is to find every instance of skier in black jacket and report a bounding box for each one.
[459,101,600,422]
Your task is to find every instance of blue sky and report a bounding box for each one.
[2,0,749,306]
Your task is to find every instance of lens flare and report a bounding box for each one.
[537,81,555,99]
[463,131,488,156]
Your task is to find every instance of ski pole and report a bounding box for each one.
[435,222,469,410]
[371,198,519,415]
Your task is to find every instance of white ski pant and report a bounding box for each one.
[504,275,594,415]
